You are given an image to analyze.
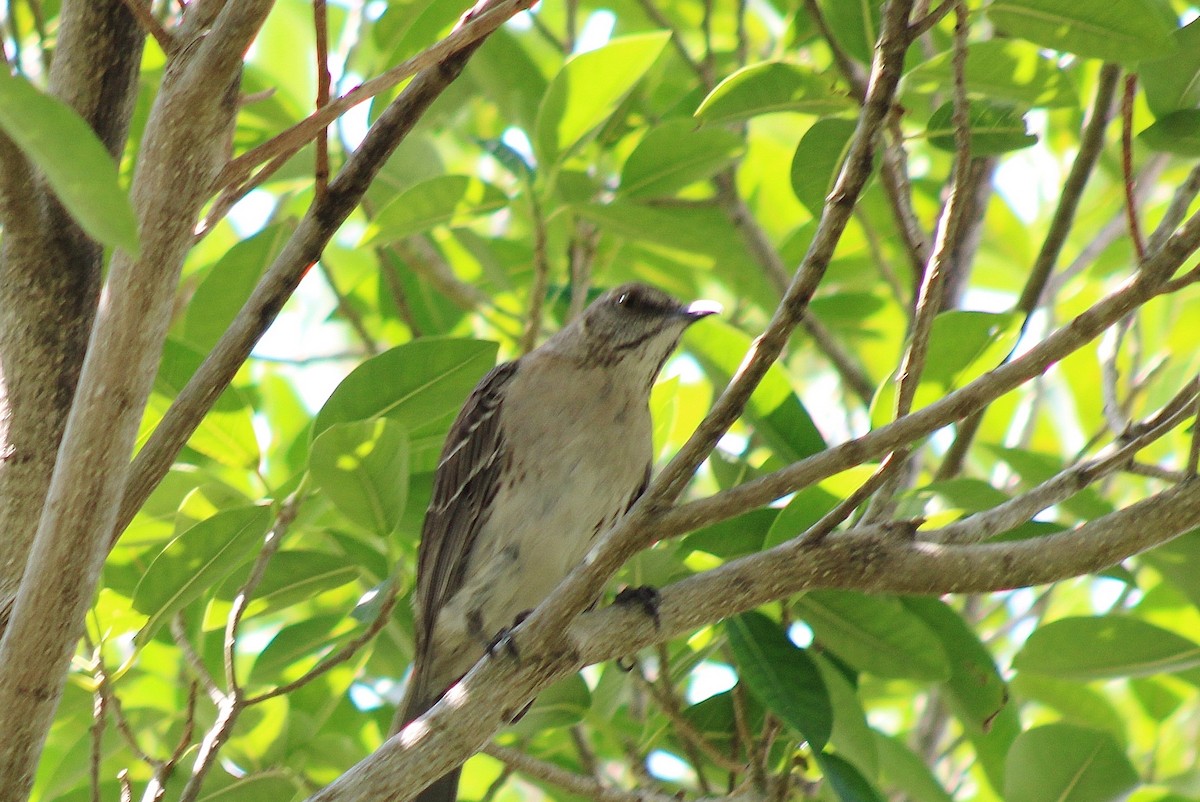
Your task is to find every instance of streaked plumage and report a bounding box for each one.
[394,283,718,802]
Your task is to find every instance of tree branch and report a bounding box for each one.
[0,3,270,795]
[663,235,1200,537]
[0,0,145,631]
[308,478,1200,802]
[111,0,530,545]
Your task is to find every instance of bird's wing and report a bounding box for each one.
[412,359,520,657]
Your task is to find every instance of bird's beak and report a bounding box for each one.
[684,299,722,320]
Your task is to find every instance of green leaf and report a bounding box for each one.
[312,338,498,455]
[1003,724,1138,802]
[183,223,291,352]
[361,175,508,245]
[815,0,881,64]
[987,0,1177,65]
[1014,616,1200,679]
[685,319,825,463]
[764,483,843,546]
[683,508,778,559]
[1140,19,1200,117]
[1139,110,1200,156]
[0,71,140,255]
[211,550,360,622]
[509,673,591,735]
[725,611,832,750]
[250,613,351,683]
[1010,673,1126,743]
[133,505,273,645]
[873,732,955,802]
[571,201,749,268]
[1141,529,1200,609]
[535,32,670,163]
[816,751,887,802]
[694,61,854,124]
[926,101,1038,156]
[815,654,878,777]
[871,311,1020,427]
[904,597,1019,792]
[680,689,765,754]
[795,591,951,681]
[310,419,410,536]
[619,120,743,200]
[903,40,1079,109]
[141,339,260,469]
[790,118,858,216]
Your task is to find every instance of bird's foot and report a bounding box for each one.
[485,610,531,660]
[614,585,661,629]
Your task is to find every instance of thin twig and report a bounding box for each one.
[318,260,380,355]
[635,0,710,86]
[801,449,908,544]
[314,0,331,200]
[1016,63,1120,316]
[567,217,598,321]
[1148,163,1200,256]
[212,0,535,195]
[116,0,516,542]
[171,614,222,703]
[521,195,550,354]
[119,0,176,55]
[1099,314,1135,434]
[930,376,1199,544]
[861,1,972,521]
[1188,384,1200,476]
[639,650,742,775]
[802,0,867,100]
[939,64,1122,478]
[907,0,954,40]
[1121,73,1146,263]
[729,677,765,790]
[246,580,398,703]
[224,492,303,694]
[90,679,105,802]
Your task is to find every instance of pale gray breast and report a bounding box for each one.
[454,353,652,635]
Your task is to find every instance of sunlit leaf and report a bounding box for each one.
[988,0,1177,64]
[1004,724,1138,802]
[726,611,832,750]
[619,119,743,199]
[695,61,854,123]
[133,505,272,646]
[0,71,140,255]
[926,101,1038,155]
[313,339,498,446]
[361,176,508,245]
[1014,616,1200,679]
[310,419,410,536]
[796,591,951,681]
[535,32,670,163]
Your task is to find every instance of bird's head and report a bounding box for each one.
[549,283,720,387]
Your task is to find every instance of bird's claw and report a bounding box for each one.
[486,610,531,660]
[614,585,661,629]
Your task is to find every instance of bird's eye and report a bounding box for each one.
[617,292,629,306]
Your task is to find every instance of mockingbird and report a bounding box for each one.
[392,282,718,802]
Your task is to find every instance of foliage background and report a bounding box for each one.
[2,0,1200,801]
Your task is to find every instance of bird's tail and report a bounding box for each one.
[411,768,461,802]
[390,668,461,802]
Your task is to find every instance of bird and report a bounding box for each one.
[391,282,719,802]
